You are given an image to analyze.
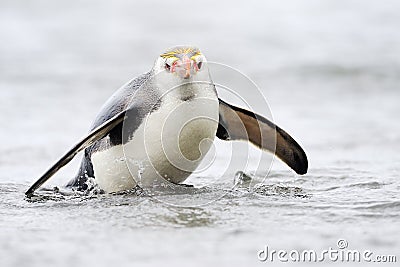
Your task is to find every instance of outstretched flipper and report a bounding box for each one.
[25,111,126,197]
[217,98,308,175]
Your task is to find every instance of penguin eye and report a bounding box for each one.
[165,63,171,71]
[197,61,202,70]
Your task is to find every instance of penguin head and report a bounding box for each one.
[153,46,208,80]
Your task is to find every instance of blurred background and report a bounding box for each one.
[0,0,399,266]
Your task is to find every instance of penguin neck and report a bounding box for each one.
[154,72,217,103]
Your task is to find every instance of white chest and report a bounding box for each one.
[91,86,219,193]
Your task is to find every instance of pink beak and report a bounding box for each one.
[172,55,192,79]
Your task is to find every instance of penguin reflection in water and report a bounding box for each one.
[26,46,308,196]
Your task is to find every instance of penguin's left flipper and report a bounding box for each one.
[25,111,126,197]
[217,98,308,175]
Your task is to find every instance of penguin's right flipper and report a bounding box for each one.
[25,111,126,197]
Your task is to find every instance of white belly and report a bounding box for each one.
[91,95,219,193]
